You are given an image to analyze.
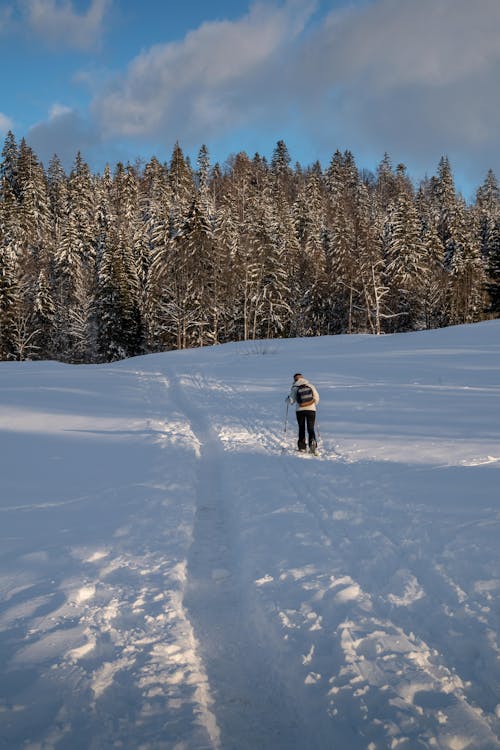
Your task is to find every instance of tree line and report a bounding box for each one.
[0,133,499,362]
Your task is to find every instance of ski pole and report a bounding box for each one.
[281,400,290,454]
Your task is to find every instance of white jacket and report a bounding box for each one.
[288,377,320,412]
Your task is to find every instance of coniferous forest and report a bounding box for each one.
[1,132,499,363]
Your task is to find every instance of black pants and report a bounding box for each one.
[296,410,316,448]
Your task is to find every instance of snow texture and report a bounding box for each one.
[0,321,499,749]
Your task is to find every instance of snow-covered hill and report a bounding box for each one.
[1,322,499,750]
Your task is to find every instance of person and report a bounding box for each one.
[287,373,320,453]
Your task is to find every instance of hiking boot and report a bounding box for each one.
[298,439,307,452]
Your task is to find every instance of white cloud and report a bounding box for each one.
[27,106,99,168]
[20,0,110,50]
[275,0,500,187]
[0,112,14,134]
[49,103,74,120]
[93,0,316,144]
[302,0,500,93]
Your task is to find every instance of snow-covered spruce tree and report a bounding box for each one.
[213,199,239,343]
[137,156,171,350]
[265,176,296,338]
[95,225,142,361]
[446,202,487,324]
[375,153,401,213]
[415,182,450,328]
[425,157,487,325]
[445,199,486,325]
[175,194,219,347]
[474,170,500,316]
[196,144,215,213]
[221,152,263,341]
[0,244,19,359]
[53,199,86,361]
[15,141,53,352]
[149,193,216,350]
[16,140,51,261]
[486,219,500,315]
[46,155,69,357]
[384,175,427,331]
[145,197,176,350]
[32,267,55,358]
[421,219,448,329]
[0,131,20,206]
[475,169,500,258]
[68,152,96,265]
[271,140,294,203]
[52,152,100,361]
[433,156,459,259]
[169,142,195,234]
[324,150,359,333]
[111,162,144,355]
[292,169,327,336]
[354,182,388,334]
[240,171,294,340]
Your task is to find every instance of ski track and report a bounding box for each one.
[167,368,333,749]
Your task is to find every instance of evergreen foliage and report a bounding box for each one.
[0,134,497,362]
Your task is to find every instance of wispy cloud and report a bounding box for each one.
[20,0,111,50]
[27,106,99,166]
[0,113,14,134]
[296,0,500,172]
[93,0,316,145]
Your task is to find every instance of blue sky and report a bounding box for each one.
[1,0,500,197]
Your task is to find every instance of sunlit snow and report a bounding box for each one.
[0,322,499,749]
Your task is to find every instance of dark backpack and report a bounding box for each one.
[295,383,315,407]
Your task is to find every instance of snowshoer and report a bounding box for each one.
[286,373,320,453]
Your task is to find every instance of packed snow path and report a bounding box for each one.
[1,323,500,749]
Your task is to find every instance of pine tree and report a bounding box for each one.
[271,140,294,202]
[486,219,500,315]
[447,202,486,324]
[213,201,238,342]
[384,188,427,330]
[475,169,500,262]
[0,244,18,359]
[32,268,55,358]
[0,131,20,203]
[169,142,194,233]
[95,227,142,361]
[375,153,399,212]
[421,220,448,328]
[292,171,326,335]
[354,183,387,334]
[434,155,458,257]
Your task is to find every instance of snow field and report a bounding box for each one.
[0,321,499,749]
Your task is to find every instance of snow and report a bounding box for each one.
[0,321,499,749]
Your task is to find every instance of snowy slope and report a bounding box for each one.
[1,322,499,750]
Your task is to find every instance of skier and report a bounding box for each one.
[287,373,320,454]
